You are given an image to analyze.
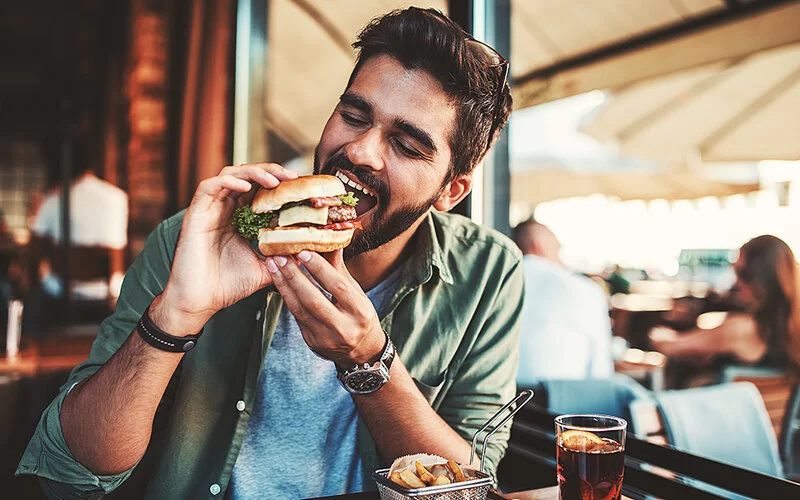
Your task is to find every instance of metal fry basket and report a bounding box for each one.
[372,390,534,500]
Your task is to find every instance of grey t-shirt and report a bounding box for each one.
[229,266,401,499]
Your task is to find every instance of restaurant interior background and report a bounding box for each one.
[1,0,799,497]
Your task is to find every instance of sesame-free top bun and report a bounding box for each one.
[257,226,355,255]
[251,174,346,212]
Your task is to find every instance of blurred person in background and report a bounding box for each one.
[513,217,614,385]
[29,140,128,303]
[650,235,800,377]
[21,141,128,336]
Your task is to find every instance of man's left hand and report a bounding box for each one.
[265,249,386,368]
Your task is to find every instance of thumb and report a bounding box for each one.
[326,249,347,272]
[324,249,358,284]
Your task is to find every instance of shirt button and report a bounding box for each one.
[209,483,221,495]
[236,400,246,412]
[255,310,262,321]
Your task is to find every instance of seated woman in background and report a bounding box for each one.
[650,235,800,376]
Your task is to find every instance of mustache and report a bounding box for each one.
[321,154,389,202]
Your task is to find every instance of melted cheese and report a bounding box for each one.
[278,205,328,227]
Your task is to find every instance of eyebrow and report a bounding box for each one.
[393,119,437,154]
[339,92,438,154]
[339,92,372,115]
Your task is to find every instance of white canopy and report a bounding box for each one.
[582,42,800,162]
[510,166,760,211]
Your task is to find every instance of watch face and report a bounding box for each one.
[345,370,386,394]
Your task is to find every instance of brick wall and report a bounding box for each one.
[126,1,170,256]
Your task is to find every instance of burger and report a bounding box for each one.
[233,174,361,255]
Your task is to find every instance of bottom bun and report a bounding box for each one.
[258,226,355,255]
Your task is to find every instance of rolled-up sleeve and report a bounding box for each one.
[15,213,183,498]
[16,381,136,498]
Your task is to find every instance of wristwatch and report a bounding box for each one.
[337,331,395,394]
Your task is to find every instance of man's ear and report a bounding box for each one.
[433,174,472,212]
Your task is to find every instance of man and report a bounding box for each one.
[17,8,523,499]
[513,218,613,385]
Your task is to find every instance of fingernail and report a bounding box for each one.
[266,258,279,273]
[275,256,287,267]
[297,251,312,262]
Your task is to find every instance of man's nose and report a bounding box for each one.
[344,128,384,171]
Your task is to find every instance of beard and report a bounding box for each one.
[314,149,443,260]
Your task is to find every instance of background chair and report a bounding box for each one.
[630,382,783,477]
[720,365,795,440]
[781,386,800,481]
[522,374,653,434]
[27,242,120,335]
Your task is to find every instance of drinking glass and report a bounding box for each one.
[555,414,627,500]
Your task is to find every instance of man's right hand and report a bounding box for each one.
[155,163,298,335]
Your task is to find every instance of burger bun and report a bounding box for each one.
[257,226,355,255]
[252,175,346,213]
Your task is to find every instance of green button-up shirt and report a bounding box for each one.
[17,210,524,499]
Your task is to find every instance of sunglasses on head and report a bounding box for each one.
[465,37,509,150]
[427,10,509,150]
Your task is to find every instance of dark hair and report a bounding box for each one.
[739,235,800,374]
[511,216,537,250]
[70,140,94,179]
[348,7,512,184]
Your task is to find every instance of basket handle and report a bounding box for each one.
[470,390,534,472]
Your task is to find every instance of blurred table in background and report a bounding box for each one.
[611,293,674,351]
[0,337,92,375]
[615,348,667,391]
[1,336,92,499]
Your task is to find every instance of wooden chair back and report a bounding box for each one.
[721,366,795,441]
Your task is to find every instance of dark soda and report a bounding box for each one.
[557,437,624,500]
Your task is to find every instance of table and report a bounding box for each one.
[315,486,630,499]
[491,486,632,499]
[503,404,800,499]
[0,337,92,375]
[614,352,666,391]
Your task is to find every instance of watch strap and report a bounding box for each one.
[137,305,203,353]
[376,330,395,370]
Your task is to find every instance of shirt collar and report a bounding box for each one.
[404,212,454,286]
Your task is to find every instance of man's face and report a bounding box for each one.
[314,55,457,259]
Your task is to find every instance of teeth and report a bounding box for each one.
[336,170,372,196]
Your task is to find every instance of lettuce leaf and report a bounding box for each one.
[233,206,275,240]
[337,192,359,207]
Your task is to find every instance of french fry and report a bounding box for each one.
[433,475,452,486]
[415,460,437,485]
[399,468,427,488]
[389,471,412,489]
[447,460,467,482]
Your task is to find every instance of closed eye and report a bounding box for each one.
[392,138,424,159]
[339,111,368,127]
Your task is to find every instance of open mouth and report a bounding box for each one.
[335,170,378,217]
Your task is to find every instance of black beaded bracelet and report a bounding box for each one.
[136,305,203,353]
